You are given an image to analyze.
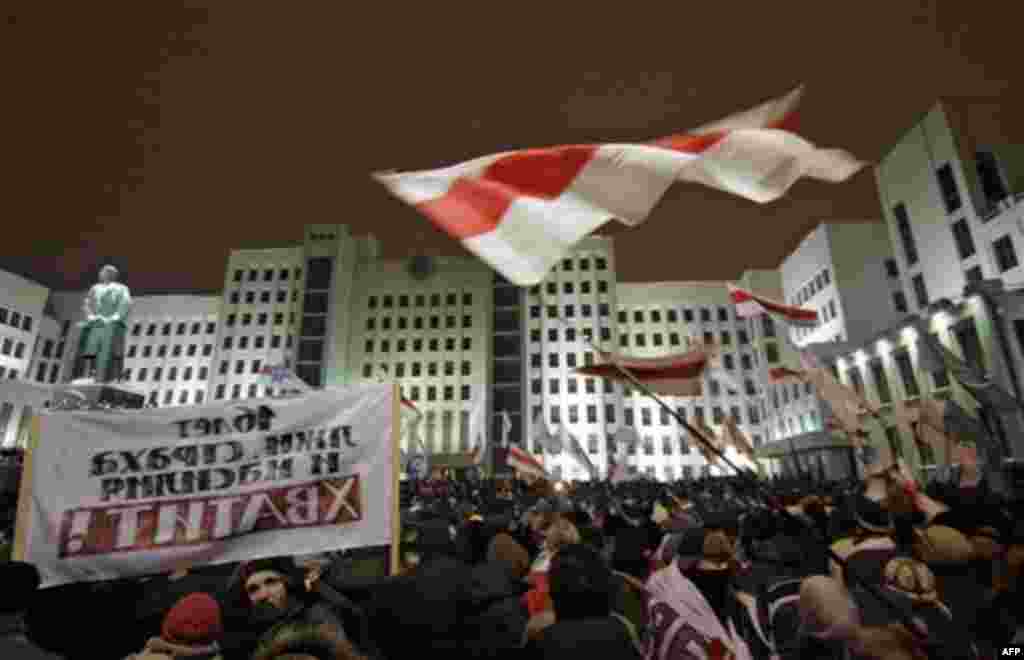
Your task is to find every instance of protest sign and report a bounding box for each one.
[14,383,400,587]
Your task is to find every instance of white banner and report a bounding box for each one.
[16,384,398,587]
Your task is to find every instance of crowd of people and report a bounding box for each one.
[1,450,1022,660]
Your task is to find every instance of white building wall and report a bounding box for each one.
[875,103,1012,311]
[0,270,49,447]
[616,281,763,480]
[524,237,619,481]
[27,316,68,386]
[210,246,304,404]
[347,255,493,457]
[120,295,221,407]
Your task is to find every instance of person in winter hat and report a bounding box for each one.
[129,593,224,660]
[0,561,60,660]
[224,557,347,660]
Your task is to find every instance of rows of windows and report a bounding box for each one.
[0,309,32,333]
[123,365,211,383]
[618,329,751,349]
[365,315,474,332]
[228,289,298,305]
[37,339,65,361]
[529,303,611,319]
[127,343,215,358]
[530,327,613,344]
[792,268,832,307]
[527,400,760,429]
[222,334,293,351]
[224,312,294,328]
[0,338,27,360]
[775,409,822,438]
[232,267,302,284]
[368,292,474,310]
[529,280,611,296]
[361,360,474,382]
[131,321,217,337]
[34,361,61,384]
[364,336,473,354]
[146,388,208,407]
[0,367,19,379]
[618,306,736,325]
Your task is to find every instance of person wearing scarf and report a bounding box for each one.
[224,557,346,660]
[523,516,580,617]
[644,514,773,660]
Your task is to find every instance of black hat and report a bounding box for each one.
[0,561,41,614]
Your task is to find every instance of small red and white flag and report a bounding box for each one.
[507,445,549,480]
[727,284,819,328]
[375,88,864,286]
[574,346,715,397]
[769,366,806,383]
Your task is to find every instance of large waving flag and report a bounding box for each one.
[574,345,715,397]
[727,284,819,328]
[375,88,864,286]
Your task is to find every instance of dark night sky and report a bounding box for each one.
[2,3,1019,295]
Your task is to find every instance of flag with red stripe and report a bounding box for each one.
[375,88,863,286]
[574,346,714,397]
[507,445,548,479]
[727,284,819,328]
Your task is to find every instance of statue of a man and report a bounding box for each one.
[75,265,132,383]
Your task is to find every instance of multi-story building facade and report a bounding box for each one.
[212,225,494,461]
[0,270,49,447]
[121,295,221,407]
[522,237,619,480]
[345,248,493,460]
[824,281,1024,471]
[615,281,765,480]
[876,100,1024,311]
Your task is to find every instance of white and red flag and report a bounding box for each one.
[507,445,549,480]
[375,88,864,286]
[727,284,819,328]
[574,346,715,397]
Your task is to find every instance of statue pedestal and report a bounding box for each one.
[63,380,145,410]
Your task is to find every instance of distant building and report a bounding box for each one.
[0,270,48,447]
[616,280,763,480]
[876,100,1024,309]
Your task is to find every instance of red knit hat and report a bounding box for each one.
[161,593,223,646]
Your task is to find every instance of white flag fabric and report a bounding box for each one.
[500,409,512,447]
[561,425,599,480]
[16,385,398,587]
[375,87,864,286]
[532,410,562,455]
[468,394,487,465]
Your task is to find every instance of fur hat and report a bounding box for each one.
[913,525,974,566]
[883,558,939,604]
[798,575,861,642]
[161,592,224,646]
[237,556,302,603]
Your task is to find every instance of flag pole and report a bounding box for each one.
[530,287,942,650]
